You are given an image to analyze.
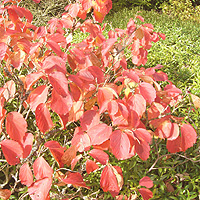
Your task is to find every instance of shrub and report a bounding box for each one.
[161,0,200,22]
[0,0,198,199]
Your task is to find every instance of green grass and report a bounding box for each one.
[104,7,200,95]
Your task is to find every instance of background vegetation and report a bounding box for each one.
[3,0,200,199]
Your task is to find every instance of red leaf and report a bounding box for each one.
[32,0,41,3]
[27,85,48,111]
[138,188,153,200]
[88,66,105,84]
[127,94,146,118]
[0,42,7,61]
[6,112,27,142]
[25,71,45,91]
[136,15,144,22]
[155,121,179,140]
[61,172,90,189]
[19,163,33,187]
[100,165,120,197]
[0,189,11,200]
[50,89,73,115]
[44,141,65,168]
[21,132,34,158]
[47,40,63,57]
[134,128,152,144]
[42,55,66,74]
[48,71,69,97]
[139,82,156,104]
[180,124,197,151]
[87,123,112,145]
[0,139,23,165]
[71,128,91,152]
[166,136,182,153]
[28,178,52,200]
[166,124,197,153]
[135,140,150,161]
[110,130,130,160]
[80,110,100,131]
[86,159,99,174]
[33,157,53,180]
[35,103,54,133]
[139,176,153,188]
[89,149,109,165]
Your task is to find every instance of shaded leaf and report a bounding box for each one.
[0,189,11,200]
[138,188,153,200]
[61,145,77,167]
[44,141,65,168]
[61,172,90,189]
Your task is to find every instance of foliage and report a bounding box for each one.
[161,0,200,23]
[0,0,199,200]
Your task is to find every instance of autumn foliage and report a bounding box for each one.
[0,0,197,199]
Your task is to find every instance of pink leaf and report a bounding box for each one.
[138,188,153,200]
[139,176,153,188]
[80,110,100,131]
[19,163,33,187]
[89,149,109,165]
[71,128,91,152]
[0,139,23,165]
[139,82,156,104]
[28,178,52,200]
[127,94,146,118]
[180,124,197,151]
[48,71,69,97]
[110,130,130,160]
[42,55,66,74]
[100,165,120,197]
[35,103,54,133]
[0,42,7,61]
[87,123,112,145]
[86,159,99,174]
[50,89,73,115]
[61,172,90,189]
[33,157,53,180]
[21,132,34,158]
[6,112,27,142]
[44,141,65,168]
[27,85,48,111]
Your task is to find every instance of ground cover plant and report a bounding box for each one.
[0,0,199,199]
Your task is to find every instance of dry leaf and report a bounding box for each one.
[190,94,200,109]
[165,182,174,192]
[61,145,77,166]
